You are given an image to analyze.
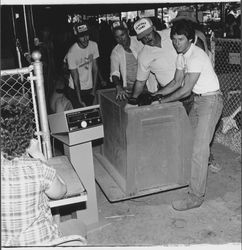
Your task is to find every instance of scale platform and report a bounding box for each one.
[93,151,187,203]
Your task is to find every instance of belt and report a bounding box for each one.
[194,90,221,97]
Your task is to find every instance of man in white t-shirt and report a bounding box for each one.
[128,17,194,113]
[110,21,157,101]
[130,17,177,99]
[153,19,223,211]
[65,21,99,107]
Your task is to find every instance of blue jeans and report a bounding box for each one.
[188,92,223,198]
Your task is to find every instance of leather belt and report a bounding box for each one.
[193,90,221,97]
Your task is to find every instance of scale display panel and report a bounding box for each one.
[48,105,103,134]
[66,107,102,132]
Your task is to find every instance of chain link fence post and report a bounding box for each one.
[32,51,52,159]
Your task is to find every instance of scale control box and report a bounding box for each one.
[48,105,102,134]
[66,107,102,132]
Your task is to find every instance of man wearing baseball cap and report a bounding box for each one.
[131,17,178,102]
[65,21,100,107]
[110,20,157,100]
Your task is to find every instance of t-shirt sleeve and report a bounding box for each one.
[41,163,57,191]
[110,49,121,79]
[66,51,77,70]
[176,54,184,70]
[186,54,205,73]
[136,51,150,81]
[92,42,99,60]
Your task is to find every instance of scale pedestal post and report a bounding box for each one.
[63,141,98,226]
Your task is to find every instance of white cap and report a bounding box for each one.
[133,17,153,40]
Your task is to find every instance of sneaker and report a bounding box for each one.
[172,193,204,211]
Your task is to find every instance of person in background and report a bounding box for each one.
[98,20,117,83]
[234,14,241,38]
[224,13,237,38]
[110,20,157,101]
[33,26,57,112]
[49,74,73,114]
[152,20,223,210]
[65,21,100,107]
[1,103,87,246]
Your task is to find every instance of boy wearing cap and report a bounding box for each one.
[131,17,178,100]
[153,20,223,211]
[110,21,157,100]
[65,21,100,107]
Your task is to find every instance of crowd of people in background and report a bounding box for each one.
[33,16,167,113]
[33,18,152,110]
[31,12,240,114]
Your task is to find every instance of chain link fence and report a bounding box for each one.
[1,66,42,149]
[213,38,241,154]
[1,54,52,159]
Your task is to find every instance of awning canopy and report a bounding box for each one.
[36,3,191,15]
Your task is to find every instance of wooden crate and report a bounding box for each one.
[95,89,193,201]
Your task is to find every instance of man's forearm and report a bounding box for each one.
[72,74,82,103]
[157,79,182,96]
[156,69,185,96]
[92,71,98,92]
[160,86,191,103]
[74,82,82,103]
[132,80,146,98]
[92,60,99,92]
[70,68,85,106]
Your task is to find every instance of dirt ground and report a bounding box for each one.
[86,142,241,247]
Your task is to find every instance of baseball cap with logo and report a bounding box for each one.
[111,21,128,32]
[133,17,154,40]
[73,22,89,37]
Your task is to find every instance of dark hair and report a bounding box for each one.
[170,19,195,42]
[111,21,128,34]
[226,14,236,25]
[1,103,34,160]
[112,26,128,33]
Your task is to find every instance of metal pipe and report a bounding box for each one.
[11,7,22,69]
[29,70,42,152]
[23,5,30,54]
[30,5,36,38]
[0,65,33,76]
[32,51,52,159]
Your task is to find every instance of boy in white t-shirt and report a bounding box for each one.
[65,21,100,107]
[153,19,223,211]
